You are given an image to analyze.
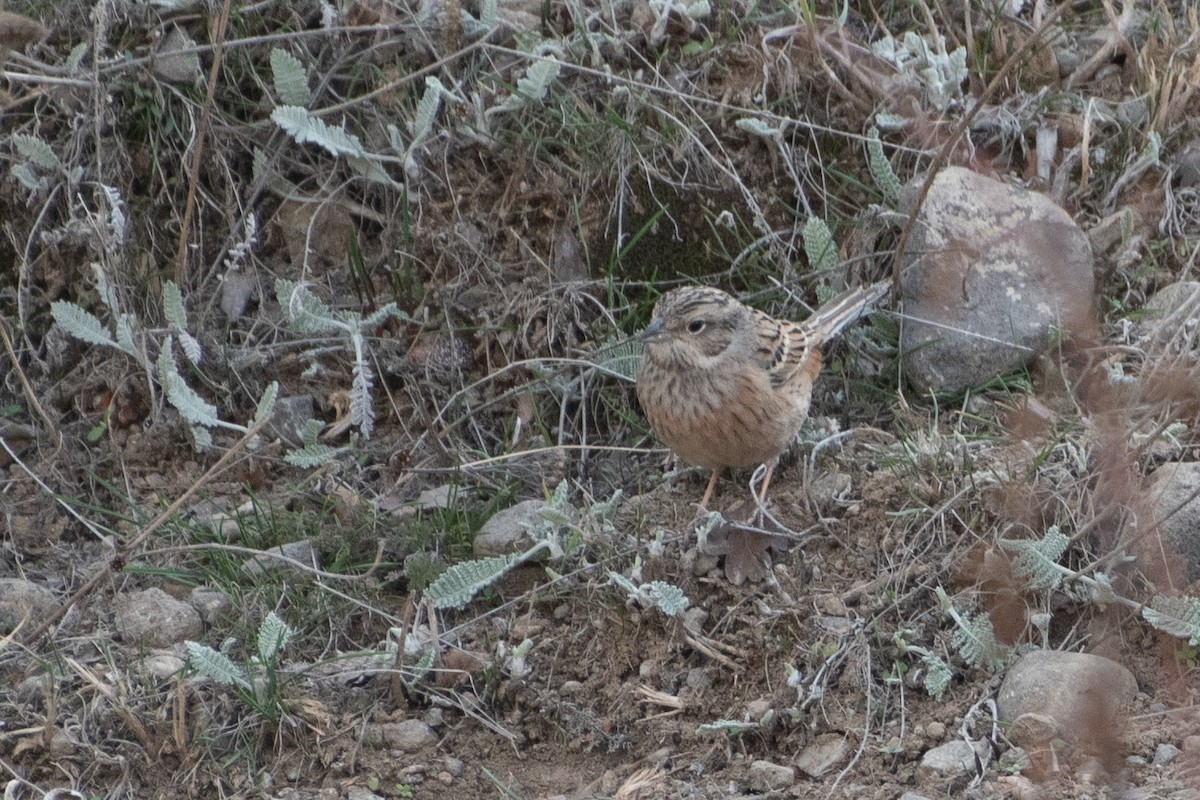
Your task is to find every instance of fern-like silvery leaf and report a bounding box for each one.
[270,48,310,107]
[114,314,138,357]
[697,720,754,734]
[478,0,498,27]
[349,353,375,438]
[360,302,407,329]
[426,553,521,609]
[406,646,435,686]
[284,440,340,467]
[253,382,279,426]
[347,155,396,187]
[51,301,116,348]
[271,106,367,159]
[640,581,690,616]
[12,133,61,170]
[950,611,1009,673]
[157,338,220,427]
[185,641,250,688]
[866,126,901,205]
[921,651,952,700]
[66,42,88,74]
[177,330,203,365]
[802,217,837,274]
[162,280,188,329]
[509,57,560,107]
[10,164,42,190]
[257,611,294,663]
[1000,527,1068,591]
[735,117,780,138]
[592,336,643,382]
[92,263,120,314]
[190,425,213,451]
[411,76,445,145]
[275,278,340,333]
[1142,595,1200,645]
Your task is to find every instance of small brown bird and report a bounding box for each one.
[636,282,888,510]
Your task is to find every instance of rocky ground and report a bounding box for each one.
[3,1,1200,799]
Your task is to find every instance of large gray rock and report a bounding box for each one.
[900,166,1096,394]
[1147,461,1200,582]
[998,650,1137,747]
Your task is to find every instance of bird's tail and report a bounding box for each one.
[803,281,890,343]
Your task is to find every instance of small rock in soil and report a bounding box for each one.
[796,732,849,777]
[748,759,794,790]
[114,587,203,647]
[242,539,320,576]
[1153,743,1181,765]
[473,498,543,555]
[267,395,315,447]
[0,579,58,634]
[142,653,185,680]
[190,586,230,625]
[920,739,991,774]
[366,719,437,752]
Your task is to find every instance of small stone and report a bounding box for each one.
[473,499,544,556]
[142,653,185,679]
[745,699,771,721]
[796,733,850,777]
[0,579,58,634]
[926,721,946,740]
[920,739,991,774]
[685,668,710,691]
[436,772,453,785]
[1152,743,1181,766]
[242,540,320,576]
[1183,734,1200,753]
[346,788,384,800]
[899,794,934,800]
[267,395,314,447]
[115,588,203,647]
[748,759,794,790]
[444,757,464,777]
[422,707,445,729]
[559,680,584,696]
[190,587,230,625]
[367,720,437,752]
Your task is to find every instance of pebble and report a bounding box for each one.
[748,759,794,790]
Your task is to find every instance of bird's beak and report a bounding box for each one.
[639,317,665,341]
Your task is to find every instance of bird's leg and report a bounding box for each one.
[747,460,777,527]
[698,468,720,509]
[756,461,776,506]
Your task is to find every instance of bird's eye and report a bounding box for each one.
[687,320,706,334]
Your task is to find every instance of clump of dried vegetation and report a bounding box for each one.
[3,0,1200,797]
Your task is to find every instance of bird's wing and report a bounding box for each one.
[755,282,888,390]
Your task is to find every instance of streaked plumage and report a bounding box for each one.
[636,282,888,509]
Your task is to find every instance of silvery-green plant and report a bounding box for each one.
[51,265,277,450]
[185,611,294,721]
